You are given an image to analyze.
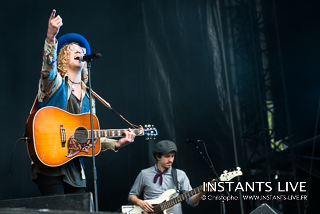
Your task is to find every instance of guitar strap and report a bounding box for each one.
[85,87,140,129]
[85,87,111,109]
[29,94,39,114]
[29,88,103,114]
[171,168,180,193]
[29,88,140,129]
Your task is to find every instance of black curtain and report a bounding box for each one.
[0,0,261,213]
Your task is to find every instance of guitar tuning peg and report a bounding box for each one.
[237,167,241,170]
[223,170,228,174]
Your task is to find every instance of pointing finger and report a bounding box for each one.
[50,9,56,20]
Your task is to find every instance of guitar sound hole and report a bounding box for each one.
[74,127,88,143]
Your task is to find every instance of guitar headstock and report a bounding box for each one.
[219,167,243,181]
[144,124,158,140]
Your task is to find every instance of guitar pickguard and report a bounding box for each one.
[65,135,97,158]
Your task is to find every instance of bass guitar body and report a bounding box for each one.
[130,189,177,214]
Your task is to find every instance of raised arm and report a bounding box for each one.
[46,9,63,44]
[38,9,63,102]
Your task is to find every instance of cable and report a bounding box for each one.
[8,136,28,199]
[199,140,215,173]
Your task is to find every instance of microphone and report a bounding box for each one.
[186,139,201,144]
[79,53,102,62]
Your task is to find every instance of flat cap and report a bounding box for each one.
[153,140,177,156]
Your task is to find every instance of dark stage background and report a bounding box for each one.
[0,0,319,214]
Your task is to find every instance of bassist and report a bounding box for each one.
[128,140,212,214]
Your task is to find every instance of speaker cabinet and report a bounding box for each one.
[0,208,121,214]
[250,203,283,214]
[0,192,94,212]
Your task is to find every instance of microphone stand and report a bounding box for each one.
[192,140,230,214]
[87,60,99,212]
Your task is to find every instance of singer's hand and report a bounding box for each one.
[115,128,136,149]
[46,9,63,44]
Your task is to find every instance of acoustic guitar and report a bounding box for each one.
[25,106,158,168]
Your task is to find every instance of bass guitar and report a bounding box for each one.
[129,167,242,214]
[25,106,158,168]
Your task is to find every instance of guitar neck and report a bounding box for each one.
[88,129,145,138]
[160,168,242,210]
[160,184,204,210]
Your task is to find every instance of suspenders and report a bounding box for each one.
[171,168,180,193]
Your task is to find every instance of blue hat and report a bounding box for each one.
[57,33,91,54]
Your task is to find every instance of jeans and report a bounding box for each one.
[36,174,86,196]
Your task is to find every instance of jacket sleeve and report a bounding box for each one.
[38,39,62,102]
[100,138,118,152]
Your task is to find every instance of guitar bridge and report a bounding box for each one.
[60,125,66,147]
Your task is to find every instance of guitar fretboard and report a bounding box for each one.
[160,184,205,210]
[159,169,242,210]
[88,129,145,138]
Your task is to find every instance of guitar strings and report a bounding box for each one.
[45,129,143,139]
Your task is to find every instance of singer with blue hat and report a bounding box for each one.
[30,9,136,196]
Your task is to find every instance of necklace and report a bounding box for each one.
[68,79,81,92]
